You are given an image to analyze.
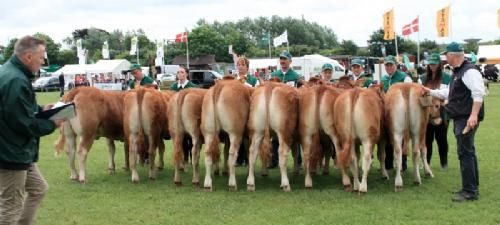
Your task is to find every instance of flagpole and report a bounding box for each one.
[417,16,420,66]
[136,38,140,64]
[449,5,453,41]
[286,30,289,52]
[186,31,190,69]
[394,32,399,59]
[268,31,271,58]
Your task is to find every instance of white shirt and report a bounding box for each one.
[430,68,486,103]
[177,79,189,89]
[235,74,260,87]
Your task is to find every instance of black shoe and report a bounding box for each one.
[452,192,478,202]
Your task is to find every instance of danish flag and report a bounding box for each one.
[175,32,188,43]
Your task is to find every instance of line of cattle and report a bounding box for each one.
[53,76,443,194]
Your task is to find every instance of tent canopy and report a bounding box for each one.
[53,64,87,76]
[86,59,131,75]
[478,45,500,64]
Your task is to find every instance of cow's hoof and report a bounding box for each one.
[358,191,367,196]
[192,182,199,188]
[108,168,115,175]
[175,181,182,187]
[204,186,213,192]
[381,175,389,180]
[157,166,164,171]
[395,186,403,192]
[149,176,156,181]
[222,171,229,177]
[228,186,237,192]
[343,185,352,192]
[305,186,313,190]
[281,185,291,192]
[70,176,79,181]
[78,179,86,184]
[179,167,185,173]
[425,173,434,178]
[247,185,255,192]
[132,180,139,184]
[413,181,421,186]
[261,173,268,177]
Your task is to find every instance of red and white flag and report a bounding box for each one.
[402,24,412,36]
[175,32,188,43]
[402,16,419,36]
[411,17,419,32]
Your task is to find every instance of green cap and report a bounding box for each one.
[351,58,363,66]
[384,55,397,65]
[129,63,141,71]
[321,63,333,72]
[441,42,464,54]
[428,53,441,65]
[279,50,292,60]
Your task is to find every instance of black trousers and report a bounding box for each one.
[453,118,479,195]
[385,141,407,170]
[59,87,64,97]
[426,121,449,167]
[271,138,302,166]
[236,139,248,165]
[182,136,193,162]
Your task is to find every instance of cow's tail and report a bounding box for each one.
[173,91,187,166]
[136,89,148,164]
[339,89,361,168]
[207,84,223,163]
[259,84,272,164]
[54,125,66,156]
[402,88,411,156]
[309,89,323,169]
[61,87,81,103]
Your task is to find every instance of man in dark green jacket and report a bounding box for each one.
[128,63,156,89]
[0,36,62,225]
[271,50,304,87]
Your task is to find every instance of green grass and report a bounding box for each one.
[35,86,500,225]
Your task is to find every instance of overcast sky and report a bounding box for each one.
[1,0,499,48]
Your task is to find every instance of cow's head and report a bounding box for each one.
[420,92,442,125]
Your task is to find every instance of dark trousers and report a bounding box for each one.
[182,136,193,163]
[271,138,302,166]
[453,118,479,195]
[385,141,407,170]
[426,122,449,167]
[59,87,64,97]
[236,138,248,165]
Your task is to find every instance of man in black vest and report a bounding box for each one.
[423,42,485,202]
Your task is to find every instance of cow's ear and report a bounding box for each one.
[419,94,433,107]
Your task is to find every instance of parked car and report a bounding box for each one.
[156,73,176,85]
[32,76,60,92]
[189,70,223,88]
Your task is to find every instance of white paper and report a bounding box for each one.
[49,102,76,120]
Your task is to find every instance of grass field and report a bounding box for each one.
[34,85,500,225]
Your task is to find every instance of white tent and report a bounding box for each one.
[478,45,500,64]
[53,64,87,76]
[86,59,131,77]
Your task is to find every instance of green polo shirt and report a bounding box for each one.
[271,69,302,87]
[381,70,408,92]
[349,73,372,88]
[244,74,259,87]
[170,80,198,92]
[128,75,155,89]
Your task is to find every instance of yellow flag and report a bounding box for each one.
[436,6,450,37]
[383,9,395,40]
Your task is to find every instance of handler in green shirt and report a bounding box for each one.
[349,59,372,87]
[271,50,304,87]
[128,63,155,90]
[380,55,414,92]
[170,66,198,91]
[235,56,259,87]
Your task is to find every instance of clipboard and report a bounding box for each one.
[35,102,76,120]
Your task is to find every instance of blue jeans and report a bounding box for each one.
[453,118,479,195]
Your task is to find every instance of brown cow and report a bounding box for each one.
[54,87,127,183]
[201,79,251,191]
[384,83,442,191]
[334,85,386,193]
[246,82,298,191]
[168,88,207,186]
[123,88,174,182]
[297,83,344,189]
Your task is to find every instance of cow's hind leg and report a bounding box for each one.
[412,136,422,186]
[64,125,78,181]
[302,135,313,189]
[191,135,202,187]
[148,136,157,180]
[203,134,217,192]
[278,134,292,192]
[394,134,404,191]
[420,135,434,178]
[129,134,140,183]
[377,140,389,180]
[106,139,116,174]
[247,132,264,191]
[351,144,361,192]
[173,134,184,185]
[158,140,165,170]
[77,136,94,183]
[227,134,242,191]
[359,141,374,194]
